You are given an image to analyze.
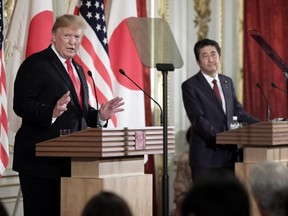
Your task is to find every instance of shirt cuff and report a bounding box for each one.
[99,118,107,127]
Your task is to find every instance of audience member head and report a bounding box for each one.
[81,191,133,216]
[181,169,250,216]
[0,200,8,216]
[249,160,288,216]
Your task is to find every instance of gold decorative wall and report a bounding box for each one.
[237,0,244,103]
[194,0,211,40]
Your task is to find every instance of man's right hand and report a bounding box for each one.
[53,91,71,118]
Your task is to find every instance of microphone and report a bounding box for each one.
[256,83,271,121]
[119,69,163,126]
[87,71,100,128]
[271,82,288,93]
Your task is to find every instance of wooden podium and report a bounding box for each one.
[216,121,288,216]
[36,126,175,216]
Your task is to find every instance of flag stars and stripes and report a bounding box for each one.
[80,0,108,53]
[74,0,146,127]
[86,12,92,19]
[0,0,8,176]
[96,24,101,31]
[103,38,107,45]
[95,1,99,8]
[86,1,92,8]
[95,13,100,20]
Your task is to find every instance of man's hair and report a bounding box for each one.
[194,38,221,61]
[52,14,86,33]
[81,191,133,216]
[181,169,250,216]
[249,161,288,216]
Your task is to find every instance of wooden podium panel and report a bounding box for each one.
[71,156,145,178]
[36,126,175,216]
[36,126,175,157]
[217,121,288,216]
[217,121,288,146]
[61,174,152,216]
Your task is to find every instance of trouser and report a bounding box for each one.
[191,164,235,182]
[19,173,61,216]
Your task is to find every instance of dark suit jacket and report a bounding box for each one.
[181,71,258,169]
[13,45,100,178]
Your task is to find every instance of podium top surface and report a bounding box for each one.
[36,126,175,158]
[216,121,288,146]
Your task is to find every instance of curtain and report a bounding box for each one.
[244,0,288,121]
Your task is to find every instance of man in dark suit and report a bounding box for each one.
[181,38,258,181]
[13,14,124,216]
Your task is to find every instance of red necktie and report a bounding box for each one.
[212,79,222,106]
[65,60,82,107]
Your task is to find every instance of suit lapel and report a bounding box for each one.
[197,72,224,113]
[219,75,232,117]
[219,75,236,128]
[46,47,82,109]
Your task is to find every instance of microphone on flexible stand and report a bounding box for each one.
[256,83,271,121]
[87,71,101,128]
[271,82,288,93]
[119,68,163,126]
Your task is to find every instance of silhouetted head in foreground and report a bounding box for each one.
[181,169,250,216]
[249,161,288,216]
[81,191,133,216]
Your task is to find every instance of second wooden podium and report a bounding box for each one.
[36,126,175,216]
[216,121,288,216]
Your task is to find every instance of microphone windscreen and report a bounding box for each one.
[119,69,125,75]
[87,71,93,77]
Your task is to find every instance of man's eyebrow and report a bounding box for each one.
[200,52,209,55]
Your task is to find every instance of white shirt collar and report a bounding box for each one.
[51,44,70,65]
[201,71,220,85]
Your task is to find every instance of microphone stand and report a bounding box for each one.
[156,63,174,216]
[256,83,270,121]
[87,71,101,128]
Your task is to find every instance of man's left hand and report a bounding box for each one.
[99,96,125,121]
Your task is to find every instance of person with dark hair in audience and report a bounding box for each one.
[249,160,288,216]
[171,127,192,216]
[181,169,250,216]
[81,191,133,216]
[0,200,9,216]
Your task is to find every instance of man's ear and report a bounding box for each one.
[52,34,56,43]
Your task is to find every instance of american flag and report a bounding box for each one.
[73,0,117,126]
[0,0,9,176]
[71,0,146,128]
